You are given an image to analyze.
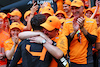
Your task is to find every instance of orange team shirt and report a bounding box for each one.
[49,34,68,67]
[62,16,97,64]
[0,30,10,66]
[96,27,100,43]
[56,0,64,11]
[4,38,22,64]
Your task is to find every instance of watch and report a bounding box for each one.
[42,39,46,44]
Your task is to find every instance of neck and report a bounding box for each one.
[66,11,71,17]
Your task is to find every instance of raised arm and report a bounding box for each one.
[90,0,99,19]
[23,3,38,31]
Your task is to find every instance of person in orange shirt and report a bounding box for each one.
[63,0,97,67]
[0,12,10,34]
[7,9,33,31]
[55,10,67,35]
[63,0,73,19]
[4,22,22,67]
[18,16,68,67]
[0,15,10,67]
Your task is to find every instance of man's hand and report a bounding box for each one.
[77,17,85,29]
[30,2,38,15]
[73,17,80,32]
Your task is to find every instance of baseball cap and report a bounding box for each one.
[8,10,22,18]
[41,6,54,16]
[64,0,71,5]
[24,10,37,19]
[85,8,93,13]
[0,12,7,19]
[55,10,68,18]
[24,10,31,19]
[10,22,21,30]
[40,16,61,31]
[71,0,84,7]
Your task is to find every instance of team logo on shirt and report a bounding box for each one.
[26,44,47,61]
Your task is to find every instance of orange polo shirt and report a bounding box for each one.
[49,34,68,67]
[0,30,10,66]
[4,38,22,64]
[62,16,97,64]
[96,27,100,43]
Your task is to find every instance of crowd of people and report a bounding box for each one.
[0,0,100,67]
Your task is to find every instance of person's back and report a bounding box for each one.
[10,14,52,67]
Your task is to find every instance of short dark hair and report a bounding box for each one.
[31,14,46,30]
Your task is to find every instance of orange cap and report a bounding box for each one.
[55,10,68,18]
[64,0,71,5]
[40,16,61,31]
[60,18,66,23]
[10,22,21,30]
[8,10,22,18]
[24,10,31,19]
[0,12,7,19]
[85,8,93,13]
[41,6,54,16]
[71,0,84,7]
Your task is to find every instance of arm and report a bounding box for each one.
[29,36,63,59]
[18,31,52,44]
[9,42,22,67]
[23,3,38,31]
[77,17,97,44]
[5,36,19,60]
[90,0,99,19]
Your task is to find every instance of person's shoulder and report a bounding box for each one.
[4,38,12,44]
[2,30,10,36]
[18,39,30,46]
[85,16,96,23]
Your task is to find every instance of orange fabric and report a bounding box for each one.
[49,58,58,67]
[40,16,61,31]
[64,0,71,5]
[4,38,22,64]
[10,22,21,30]
[96,27,100,43]
[55,10,68,18]
[56,0,64,11]
[63,16,97,64]
[26,45,47,61]
[41,6,54,16]
[0,12,7,19]
[8,10,22,18]
[49,34,68,67]
[71,0,84,7]
[0,30,10,66]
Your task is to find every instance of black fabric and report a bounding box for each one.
[10,39,52,67]
[85,32,97,44]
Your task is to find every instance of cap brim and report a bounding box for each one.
[42,11,53,16]
[40,23,55,31]
[71,4,81,7]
